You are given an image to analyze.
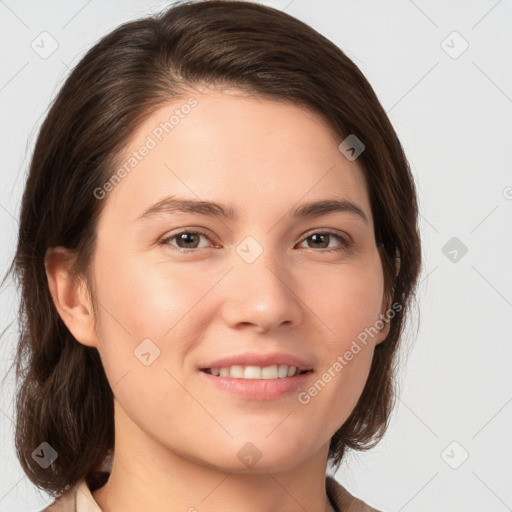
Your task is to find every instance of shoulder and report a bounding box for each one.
[39,487,76,512]
[326,475,383,512]
[40,474,378,512]
[39,478,102,512]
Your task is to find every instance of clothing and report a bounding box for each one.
[41,474,381,512]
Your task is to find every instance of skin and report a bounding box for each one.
[45,87,391,512]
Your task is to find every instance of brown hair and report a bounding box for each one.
[5,0,421,496]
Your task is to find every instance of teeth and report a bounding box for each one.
[231,365,245,378]
[262,365,278,379]
[206,364,305,379]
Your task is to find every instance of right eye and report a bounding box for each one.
[159,229,217,252]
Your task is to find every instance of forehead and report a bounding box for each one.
[100,88,373,228]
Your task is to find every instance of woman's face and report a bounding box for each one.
[85,87,390,472]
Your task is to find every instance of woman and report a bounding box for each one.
[9,1,421,511]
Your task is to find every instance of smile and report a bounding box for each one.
[201,364,311,379]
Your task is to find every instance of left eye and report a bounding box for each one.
[160,230,351,252]
[298,231,351,251]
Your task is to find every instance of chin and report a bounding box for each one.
[210,452,308,475]
[212,437,316,474]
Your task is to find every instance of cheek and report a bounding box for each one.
[93,244,206,337]
[91,248,220,394]
[303,258,385,346]
[295,260,384,412]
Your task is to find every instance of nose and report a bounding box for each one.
[219,245,303,333]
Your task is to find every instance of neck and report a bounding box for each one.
[93,403,335,512]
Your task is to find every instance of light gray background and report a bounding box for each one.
[1,1,511,511]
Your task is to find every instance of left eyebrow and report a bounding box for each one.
[135,195,368,224]
[293,199,368,224]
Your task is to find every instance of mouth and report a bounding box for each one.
[199,365,314,400]
[200,365,313,380]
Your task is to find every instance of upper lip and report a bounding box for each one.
[199,352,314,372]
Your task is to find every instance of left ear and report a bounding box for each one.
[374,244,400,346]
[374,292,392,345]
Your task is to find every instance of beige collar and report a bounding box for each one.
[44,474,380,512]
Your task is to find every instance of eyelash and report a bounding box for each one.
[159,229,352,253]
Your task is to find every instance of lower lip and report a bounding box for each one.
[199,370,313,400]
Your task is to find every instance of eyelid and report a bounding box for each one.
[301,227,351,243]
[298,229,352,251]
[159,227,353,252]
[159,227,217,249]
